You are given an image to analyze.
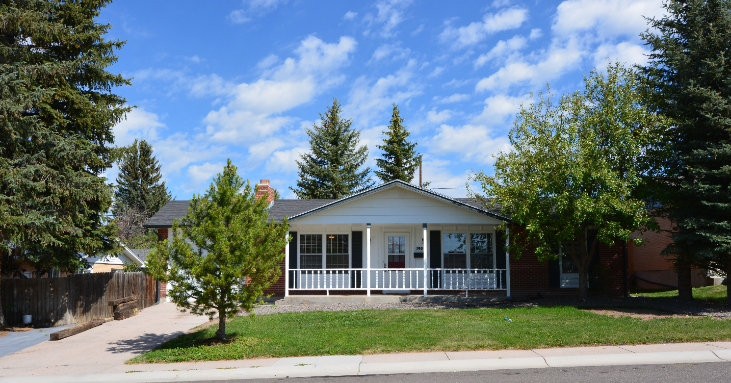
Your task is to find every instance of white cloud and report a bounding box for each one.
[343,11,358,20]
[427,109,452,124]
[552,0,664,40]
[186,55,202,63]
[366,0,413,38]
[266,146,309,173]
[370,43,410,61]
[475,36,583,91]
[113,107,165,147]
[203,36,357,144]
[474,35,526,68]
[229,0,287,24]
[472,94,532,125]
[418,157,473,197]
[257,54,280,70]
[345,59,422,129]
[186,162,225,191]
[427,66,445,78]
[529,28,542,39]
[430,124,511,165]
[592,41,650,69]
[436,93,470,104]
[439,8,528,49]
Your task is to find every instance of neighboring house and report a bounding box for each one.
[145,179,636,299]
[629,217,722,289]
[82,246,149,273]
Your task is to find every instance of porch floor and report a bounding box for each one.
[276,294,510,305]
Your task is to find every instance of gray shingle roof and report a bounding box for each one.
[143,199,335,227]
[128,249,153,263]
[143,200,191,228]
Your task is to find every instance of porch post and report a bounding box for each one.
[423,223,428,297]
[505,227,511,298]
[366,223,371,297]
[284,231,290,297]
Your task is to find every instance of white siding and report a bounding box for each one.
[291,186,502,225]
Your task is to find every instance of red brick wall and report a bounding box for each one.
[630,217,674,272]
[157,227,169,241]
[160,281,167,298]
[262,257,286,297]
[255,179,275,204]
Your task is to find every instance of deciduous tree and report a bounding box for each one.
[471,64,665,300]
[146,160,289,340]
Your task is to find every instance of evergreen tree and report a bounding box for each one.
[641,0,731,303]
[0,0,129,325]
[113,139,171,218]
[146,160,289,340]
[375,104,420,183]
[291,98,374,199]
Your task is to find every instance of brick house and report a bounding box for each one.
[144,179,646,299]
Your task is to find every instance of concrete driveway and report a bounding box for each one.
[0,302,208,377]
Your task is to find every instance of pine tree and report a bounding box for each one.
[113,139,172,218]
[291,98,374,199]
[146,160,289,340]
[375,104,420,183]
[0,0,130,325]
[641,0,731,303]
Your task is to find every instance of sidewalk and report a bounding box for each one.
[1,341,729,382]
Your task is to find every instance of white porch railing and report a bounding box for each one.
[288,268,507,292]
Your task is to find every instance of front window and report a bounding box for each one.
[300,234,322,269]
[443,233,466,268]
[326,234,349,268]
[470,233,493,269]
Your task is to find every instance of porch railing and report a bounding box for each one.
[288,268,507,291]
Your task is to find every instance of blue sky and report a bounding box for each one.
[100,0,665,199]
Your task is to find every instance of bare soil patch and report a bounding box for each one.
[583,308,693,320]
[0,326,34,338]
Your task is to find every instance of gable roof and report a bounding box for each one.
[143,180,507,227]
[287,180,508,222]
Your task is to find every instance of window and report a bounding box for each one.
[326,234,349,269]
[443,233,467,269]
[470,233,493,269]
[300,234,322,269]
[559,240,580,288]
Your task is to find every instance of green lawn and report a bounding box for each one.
[129,306,731,364]
[632,285,728,304]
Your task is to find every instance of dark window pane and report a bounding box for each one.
[326,234,348,269]
[443,233,466,269]
[444,253,466,268]
[562,253,579,273]
[300,234,322,269]
[470,233,493,269]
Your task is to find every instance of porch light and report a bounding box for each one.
[328,235,335,239]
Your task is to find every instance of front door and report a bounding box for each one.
[387,235,407,268]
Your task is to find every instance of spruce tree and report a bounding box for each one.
[375,104,420,183]
[641,0,731,303]
[291,98,374,199]
[0,0,130,324]
[113,139,172,218]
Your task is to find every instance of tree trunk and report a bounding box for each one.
[0,256,6,327]
[578,262,589,301]
[677,254,693,300]
[215,311,226,340]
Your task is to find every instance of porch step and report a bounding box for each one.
[276,294,509,306]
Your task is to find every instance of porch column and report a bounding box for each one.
[366,223,371,297]
[423,223,428,297]
[505,227,511,298]
[284,231,290,297]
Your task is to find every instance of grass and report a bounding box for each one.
[632,285,728,304]
[129,306,731,364]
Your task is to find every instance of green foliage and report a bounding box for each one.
[375,104,420,183]
[640,0,731,304]
[113,139,171,218]
[0,0,130,325]
[291,98,374,199]
[146,160,289,339]
[130,306,731,363]
[122,262,144,273]
[471,63,666,300]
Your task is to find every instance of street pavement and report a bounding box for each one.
[0,341,729,382]
[0,324,75,358]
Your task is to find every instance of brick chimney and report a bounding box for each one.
[255,179,275,203]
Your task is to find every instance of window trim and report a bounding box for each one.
[298,232,351,269]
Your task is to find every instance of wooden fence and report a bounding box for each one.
[1,272,159,327]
